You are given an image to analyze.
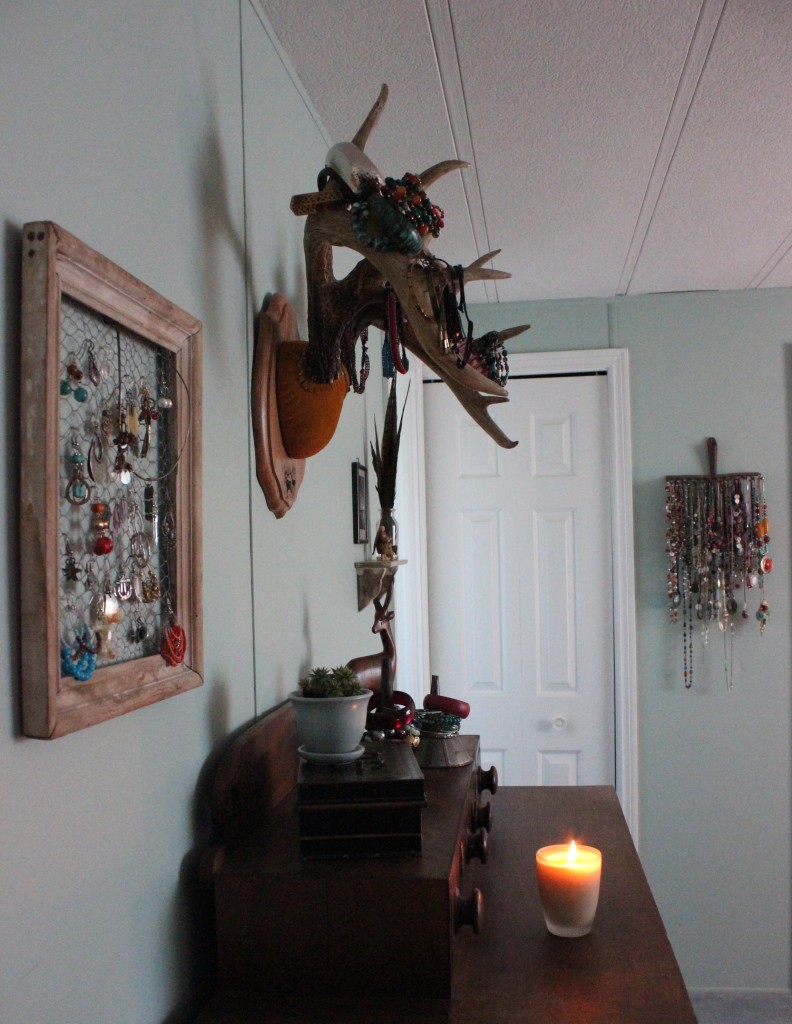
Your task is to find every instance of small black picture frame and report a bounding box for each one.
[351,461,369,544]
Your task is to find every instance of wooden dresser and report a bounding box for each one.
[196,705,696,1023]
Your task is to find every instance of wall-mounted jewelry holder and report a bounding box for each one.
[250,83,530,520]
[665,438,772,689]
[20,222,203,738]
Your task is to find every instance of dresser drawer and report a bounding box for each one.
[212,736,493,998]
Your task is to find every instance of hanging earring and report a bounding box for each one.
[161,502,177,552]
[128,613,149,645]
[100,405,114,437]
[62,540,82,583]
[160,598,186,666]
[128,502,151,569]
[139,384,158,458]
[60,625,97,682]
[87,419,107,485]
[61,353,89,402]
[114,560,134,602]
[86,340,102,386]
[142,570,160,603]
[126,384,140,456]
[65,434,92,506]
[143,484,159,547]
[158,366,173,410]
[94,577,123,658]
[91,501,114,555]
[112,495,128,534]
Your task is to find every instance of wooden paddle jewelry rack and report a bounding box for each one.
[665,438,772,689]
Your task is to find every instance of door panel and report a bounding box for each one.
[424,374,615,785]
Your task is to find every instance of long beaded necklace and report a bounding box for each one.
[665,439,774,690]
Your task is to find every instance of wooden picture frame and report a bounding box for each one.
[20,222,203,738]
[351,461,369,545]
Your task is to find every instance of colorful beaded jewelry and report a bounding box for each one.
[91,501,114,556]
[61,353,89,402]
[61,626,97,682]
[161,620,187,666]
[65,434,92,506]
[351,194,423,254]
[385,288,409,375]
[665,451,774,689]
[381,173,444,239]
[467,331,510,387]
[350,171,444,255]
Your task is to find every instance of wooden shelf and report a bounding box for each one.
[354,558,406,610]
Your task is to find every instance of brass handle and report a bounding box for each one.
[465,826,489,864]
[454,887,483,933]
[477,764,498,794]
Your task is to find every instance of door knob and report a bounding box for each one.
[552,715,567,731]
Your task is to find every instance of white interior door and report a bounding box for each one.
[423,372,615,786]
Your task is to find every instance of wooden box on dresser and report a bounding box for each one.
[202,703,494,999]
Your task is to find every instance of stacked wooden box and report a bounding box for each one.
[296,740,426,859]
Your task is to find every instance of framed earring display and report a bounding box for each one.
[20,222,203,738]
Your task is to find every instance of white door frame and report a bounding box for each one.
[395,348,639,844]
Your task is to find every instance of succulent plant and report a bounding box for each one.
[299,665,367,698]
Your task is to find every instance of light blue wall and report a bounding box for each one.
[0,3,377,1023]
[1,4,789,1019]
[475,291,792,990]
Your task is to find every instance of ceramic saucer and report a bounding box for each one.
[298,744,365,765]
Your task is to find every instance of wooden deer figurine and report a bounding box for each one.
[345,579,397,694]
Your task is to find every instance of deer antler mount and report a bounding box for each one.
[252,84,529,517]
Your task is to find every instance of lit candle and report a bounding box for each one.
[535,840,602,938]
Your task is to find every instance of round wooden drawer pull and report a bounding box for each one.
[477,765,498,794]
[465,826,489,864]
[454,887,483,933]
[471,800,493,833]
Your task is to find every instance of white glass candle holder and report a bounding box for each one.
[535,841,602,938]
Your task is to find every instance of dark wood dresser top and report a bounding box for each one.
[196,783,696,1023]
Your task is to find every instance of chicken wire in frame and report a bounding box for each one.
[59,295,179,669]
[21,222,203,738]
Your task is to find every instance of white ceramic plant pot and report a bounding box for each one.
[289,690,371,755]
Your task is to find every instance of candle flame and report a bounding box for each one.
[566,840,578,864]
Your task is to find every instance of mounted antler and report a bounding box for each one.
[292,84,529,449]
[253,85,530,518]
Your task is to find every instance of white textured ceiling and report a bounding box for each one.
[256,0,792,302]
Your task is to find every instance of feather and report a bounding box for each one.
[370,377,410,510]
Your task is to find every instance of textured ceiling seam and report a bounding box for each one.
[615,0,727,296]
[747,227,792,288]
[250,0,332,147]
[424,0,498,302]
